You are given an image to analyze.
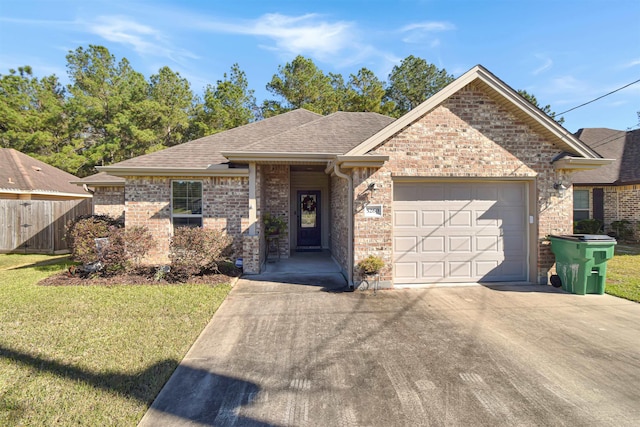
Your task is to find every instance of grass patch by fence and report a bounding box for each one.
[0,254,231,426]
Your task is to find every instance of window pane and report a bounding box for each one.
[173,181,202,214]
[573,190,589,210]
[573,210,590,221]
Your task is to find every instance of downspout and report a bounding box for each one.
[333,162,354,289]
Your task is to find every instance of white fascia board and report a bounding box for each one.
[96,166,249,177]
[0,189,92,198]
[221,152,337,163]
[553,157,614,170]
[334,154,389,169]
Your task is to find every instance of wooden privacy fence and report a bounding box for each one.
[0,199,92,254]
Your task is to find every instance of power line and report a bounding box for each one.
[557,78,640,115]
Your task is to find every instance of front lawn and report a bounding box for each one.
[606,243,640,303]
[0,254,231,426]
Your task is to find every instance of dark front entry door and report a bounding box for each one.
[297,191,321,247]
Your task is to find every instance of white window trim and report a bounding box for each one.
[573,189,590,219]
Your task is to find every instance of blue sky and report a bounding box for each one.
[1,0,639,133]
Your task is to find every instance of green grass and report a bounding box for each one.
[606,244,640,303]
[0,254,231,426]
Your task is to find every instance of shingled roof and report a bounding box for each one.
[102,109,323,170]
[237,111,395,154]
[0,148,89,197]
[572,128,640,185]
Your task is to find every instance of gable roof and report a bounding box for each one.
[99,109,322,175]
[572,128,640,185]
[346,65,605,163]
[0,148,90,197]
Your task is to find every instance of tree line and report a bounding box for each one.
[0,45,559,177]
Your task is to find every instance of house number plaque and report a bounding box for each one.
[364,204,383,218]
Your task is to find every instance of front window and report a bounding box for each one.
[172,180,202,229]
[573,189,589,221]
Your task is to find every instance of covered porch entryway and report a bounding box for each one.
[240,161,348,277]
[250,250,347,288]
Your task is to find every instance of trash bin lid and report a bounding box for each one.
[549,234,616,242]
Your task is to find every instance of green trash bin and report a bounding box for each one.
[549,235,617,295]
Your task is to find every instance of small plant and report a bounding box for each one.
[263,213,287,236]
[357,255,385,275]
[574,218,603,234]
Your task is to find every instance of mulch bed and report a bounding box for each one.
[39,264,241,287]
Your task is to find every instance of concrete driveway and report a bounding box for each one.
[139,278,640,426]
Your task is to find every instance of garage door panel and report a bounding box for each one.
[476,260,499,276]
[449,236,472,252]
[477,235,499,252]
[422,262,445,279]
[449,210,472,227]
[449,261,472,278]
[422,210,445,226]
[394,236,418,253]
[395,262,417,279]
[393,181,528,284]
[394,210,418,227]
[500,184,525,203]
[422,236,445,253]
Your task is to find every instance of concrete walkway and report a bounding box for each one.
[139,279,640,426]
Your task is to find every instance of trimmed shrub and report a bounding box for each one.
[66,215,123,264]
[66,215,154,276]
[169,227,232,280]
[574,218,603,234]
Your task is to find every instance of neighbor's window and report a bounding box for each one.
[573,189,590,221]
[172,180,203,229]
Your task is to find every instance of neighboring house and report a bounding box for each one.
[0,148,91,200]
[572,128,640,240]
[78,65,610,288]
[0,148,92,253]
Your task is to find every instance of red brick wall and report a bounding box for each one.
[125,176,248,264]
[261,165,290,257]
[352,83,573,285]
[92,186,125,219]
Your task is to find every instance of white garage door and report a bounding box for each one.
[393,181,528,284]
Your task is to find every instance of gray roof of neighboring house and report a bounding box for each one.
[0,148,89,196]
[239,111,395,154]
[104,109,323,170]
[572,128,640,185]
[70,172,125,186]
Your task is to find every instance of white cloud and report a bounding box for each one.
[399,21,455,44]
[532,55,553,75]
[195,13,356,61]
[86,15,198,63]
[624,58,640,68]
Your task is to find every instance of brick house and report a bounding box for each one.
[78,65,611,288]
[571,128,640,241]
